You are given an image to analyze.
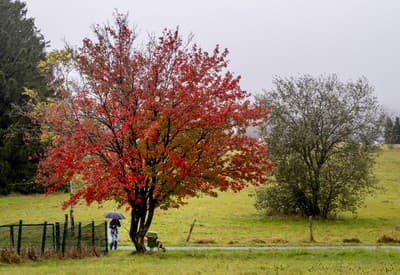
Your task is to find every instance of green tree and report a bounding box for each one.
[384,116,394,144]
[257,75,383,218]
[393,117,400,144]
[0,0,51,194]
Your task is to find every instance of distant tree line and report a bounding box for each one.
[384,116,400,144]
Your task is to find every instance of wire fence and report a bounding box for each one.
[0,216,108,257]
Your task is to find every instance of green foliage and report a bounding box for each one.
[255,180,300,216]
[258,75,383,218]
[0,0,51,194]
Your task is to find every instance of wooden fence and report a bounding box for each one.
[0,217,108,256]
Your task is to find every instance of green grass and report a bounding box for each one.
[0,146,399,273]
[0,146,399,247]
[1,249,400,274]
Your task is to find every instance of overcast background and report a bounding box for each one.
[24,0,400,114]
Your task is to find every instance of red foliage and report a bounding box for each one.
[33,14,273,250]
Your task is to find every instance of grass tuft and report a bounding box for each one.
[377,234,400,243]
[193,238,216,244]
[267,237,289,243]
[250,238,266,244]
[342,238,361,243]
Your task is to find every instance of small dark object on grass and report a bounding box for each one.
[228,240,239,245]
[342,238,361,243]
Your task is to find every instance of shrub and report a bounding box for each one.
[377,234,400,243]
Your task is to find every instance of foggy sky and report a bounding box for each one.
[24,0,400,113]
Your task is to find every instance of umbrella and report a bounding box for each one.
[104,211,125,220]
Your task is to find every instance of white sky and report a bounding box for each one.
[24,0,400,113]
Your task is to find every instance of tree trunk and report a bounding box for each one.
[130,231,147,253]
[310,178,321,217]
[308,216,314,242]
[129,195,156,253]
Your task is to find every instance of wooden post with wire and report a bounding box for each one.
[41,221,47,255]
[17,220,22,255]
[186,219,196,242]
[91,221,95,247]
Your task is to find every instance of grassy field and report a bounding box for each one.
[150,145,400,245]
[0,146,399,273]
[0,146,399,248]
[0,147,400,248]
[1,249,400,274]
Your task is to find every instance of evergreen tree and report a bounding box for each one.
[0,0,51,194]
[393,117,400,144]
[384,116,394,144]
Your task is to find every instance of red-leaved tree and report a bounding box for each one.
[33,14,273,252]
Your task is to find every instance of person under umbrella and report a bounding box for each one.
[109,218,121,250]
[104,211,125,250]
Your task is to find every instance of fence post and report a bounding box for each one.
[104,221,108,253]
[51,223,55,251]
[41,221,48,255]
[91,221,95,247]
[62,220,68,256]
[55,222,60,252]
[77,222,82,249]
[64,214,68,230]
[9,225,14,248]
[186,219,196,242]
[17,220,22,255]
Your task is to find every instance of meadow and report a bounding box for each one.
[0,146,399,273]
[1,146,399,246]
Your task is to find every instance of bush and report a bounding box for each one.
[255,183,301,216]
